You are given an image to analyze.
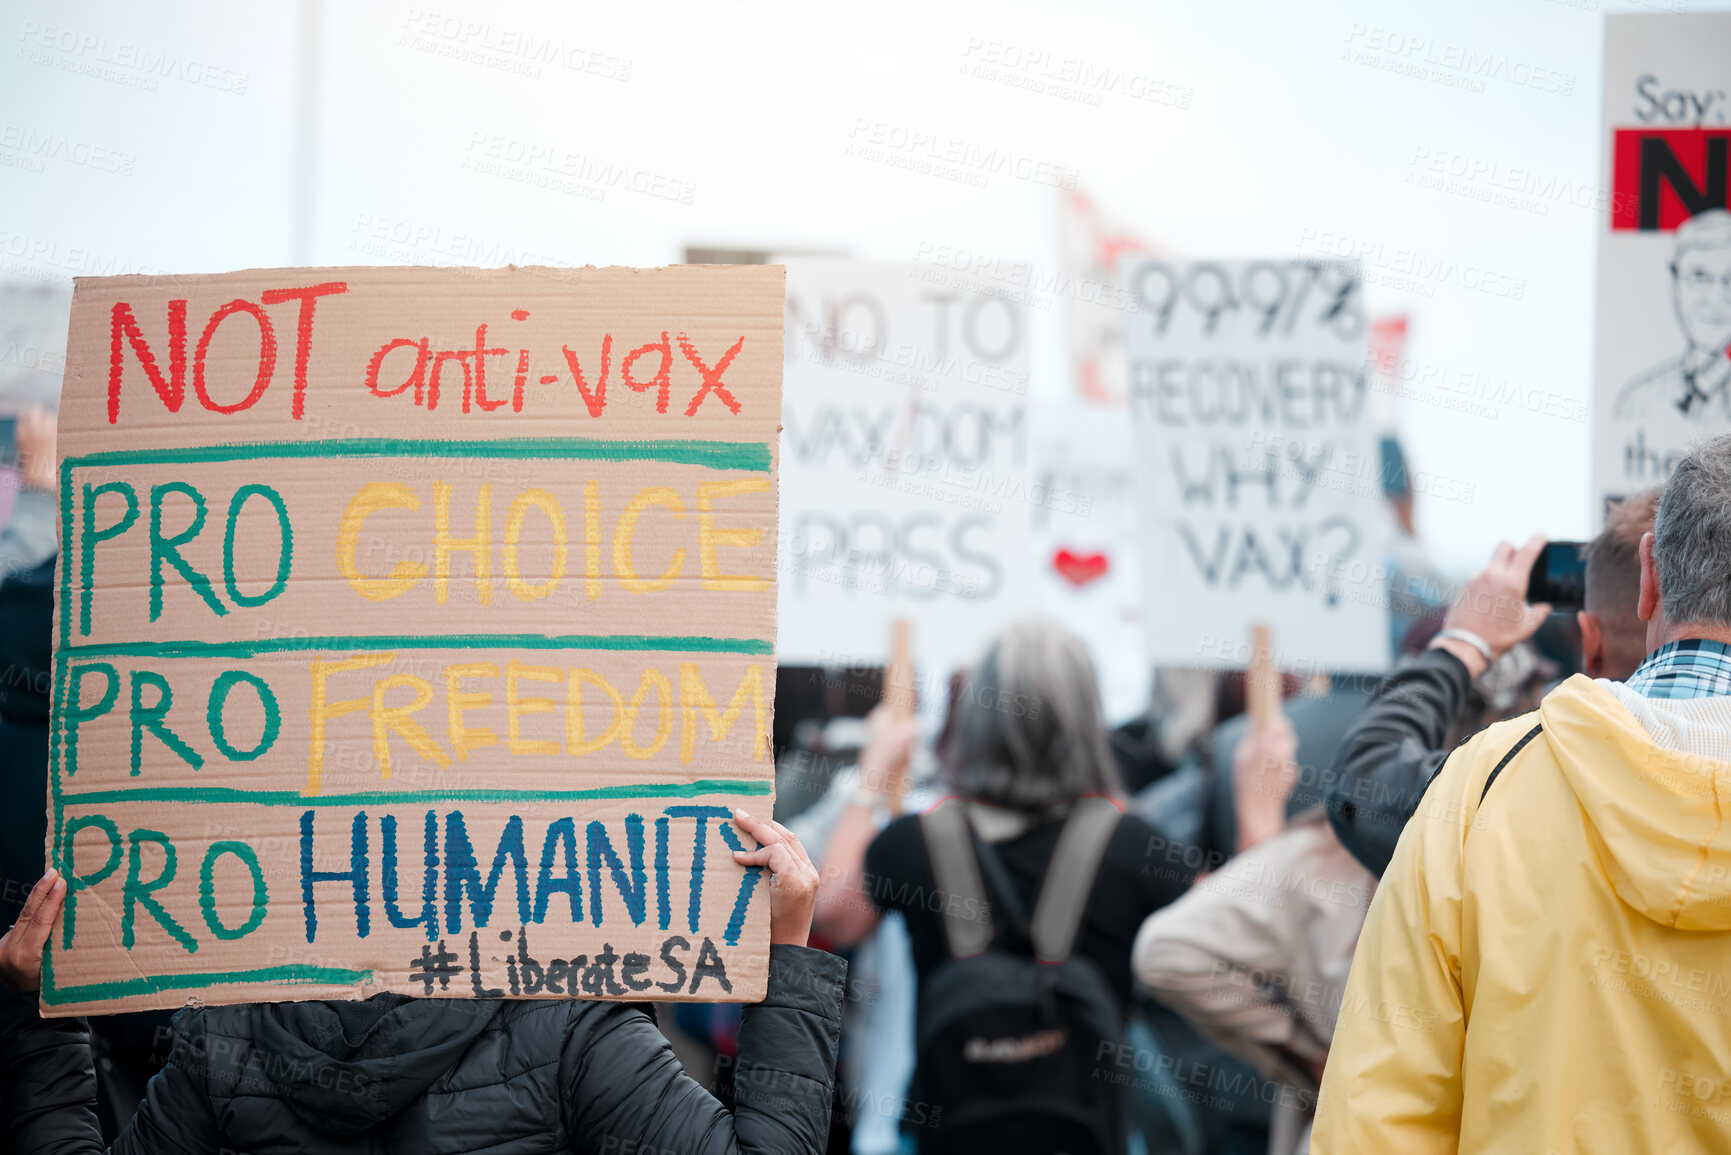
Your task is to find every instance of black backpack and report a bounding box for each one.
[909,796,1126,1155]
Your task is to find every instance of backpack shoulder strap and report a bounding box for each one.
[919,800,995,959]
[1479,723,1543,805]
[1029,796,1124,963]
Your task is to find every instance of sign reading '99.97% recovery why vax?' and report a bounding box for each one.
[44,264,783,1015]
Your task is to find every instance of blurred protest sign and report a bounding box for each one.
[1592,12,1731,515]
[0,279,72,526]
[0,278,70,407]
[1029,403,1148,722]
[1057,189,1156,406]
[779,262,1033,670]
[1361,313,1409,435]
[46,265,781,1014]
[1123,258,1388,672]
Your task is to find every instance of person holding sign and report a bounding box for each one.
[0,809,844,1155]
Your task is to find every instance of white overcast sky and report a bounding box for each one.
[1,0,1714,573]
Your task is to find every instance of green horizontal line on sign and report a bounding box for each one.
[41,963,375,1007]
[63,436,772,472]
[58,633,775,659]
[57,779,772,808]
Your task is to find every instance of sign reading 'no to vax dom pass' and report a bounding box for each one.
[44,265,782,1015]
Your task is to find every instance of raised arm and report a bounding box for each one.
[812,707,918,948]
[1325,648,1473,876]
[1329,536,1549,876]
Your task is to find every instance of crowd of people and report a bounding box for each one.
[4,424,1731,1155]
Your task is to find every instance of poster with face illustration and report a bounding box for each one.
[1593,13,1731,514]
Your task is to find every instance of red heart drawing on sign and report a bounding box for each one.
[1053,549,1109,588]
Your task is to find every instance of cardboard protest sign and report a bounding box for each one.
[1123,258,1388,672]
[778,262,1033,669]
[1592,13,1731,514]
[45,265,781,1014]
[1028,404,1149,723]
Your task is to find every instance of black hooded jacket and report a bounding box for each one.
[1,944,845,1155]
[0,553,53,922]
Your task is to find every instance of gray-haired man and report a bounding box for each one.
[1326,485,1658,878]
[1314,434,1731,1153]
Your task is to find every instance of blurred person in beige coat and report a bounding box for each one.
[1133,714,1373,1155]
[1134,644,1552,1155]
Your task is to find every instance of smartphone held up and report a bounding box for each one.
[1527,541,1587,613]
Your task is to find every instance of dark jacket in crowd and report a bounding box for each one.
[0,944,846,1155]
[1135,681,1376,873]
[0,550,53,922]
[1324,648,1473,877]
[1107,716,1177,795]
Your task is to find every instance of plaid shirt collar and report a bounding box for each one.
[1625,639,1731,700]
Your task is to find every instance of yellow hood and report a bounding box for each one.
[1542,675,1731,931]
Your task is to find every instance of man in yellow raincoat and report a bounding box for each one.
[1315,434,1731,1153]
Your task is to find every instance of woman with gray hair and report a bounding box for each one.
[814,621,1195,1152]
[940,618,1125,810]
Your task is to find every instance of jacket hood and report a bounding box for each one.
[1542,675,1731,931]
[248,996,502,1138]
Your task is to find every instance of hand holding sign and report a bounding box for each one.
[0,871,65,994]
[1234,623,1297,852]
[856,703,920,796]
[1232,713,1298,853]
[729,809,820,947]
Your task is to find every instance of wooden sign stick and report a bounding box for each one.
[1247,621,1281,731]
[884,619,916,816]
